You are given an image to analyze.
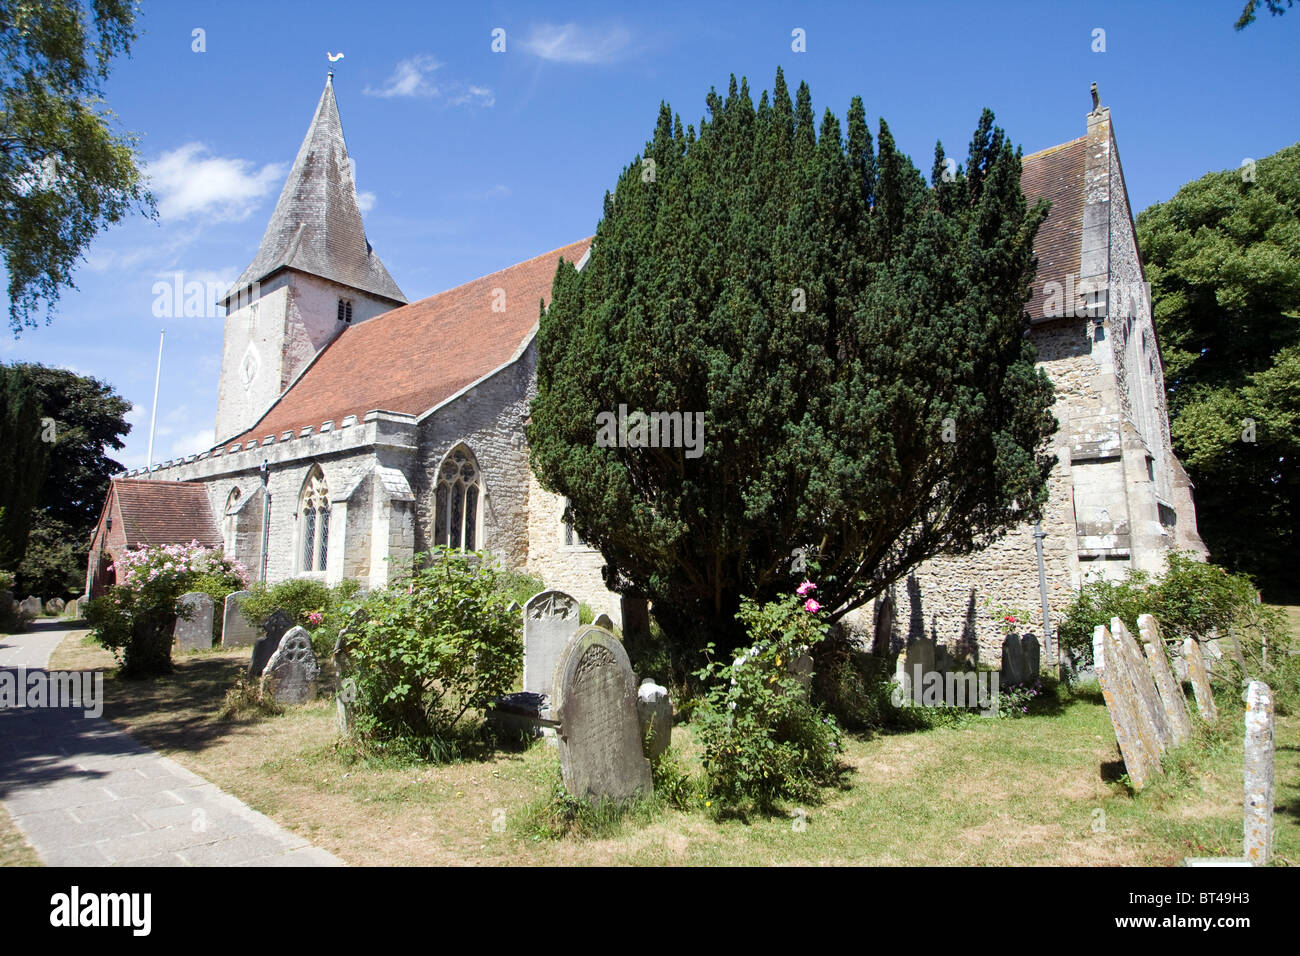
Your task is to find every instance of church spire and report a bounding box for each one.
[221,75,406,308]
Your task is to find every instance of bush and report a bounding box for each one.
[691,583,844,814]
[1058,552,1292,678]
[336,548,522,761]
[0,569,15,590]
[238,577,360,660]
[85,541,248,676]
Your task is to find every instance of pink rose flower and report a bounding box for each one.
[796,581,817,596]
[804,598,821,614]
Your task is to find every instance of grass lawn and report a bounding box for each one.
[36,623,1298,866]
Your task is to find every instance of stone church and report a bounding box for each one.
[86,76,1205,659]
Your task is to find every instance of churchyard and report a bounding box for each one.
[15,593,1293,867]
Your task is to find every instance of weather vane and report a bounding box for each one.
[327,51,344,63]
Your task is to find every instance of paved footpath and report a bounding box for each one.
[0,622,343,866]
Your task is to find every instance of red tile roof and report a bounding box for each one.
[1020,136,1088,321]
[111,479,222,549]
[228,237,592,446]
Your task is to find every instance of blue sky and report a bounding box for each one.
[3,0,1297,471]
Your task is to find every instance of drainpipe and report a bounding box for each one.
[259,459,271,585]
[1033,521,1059,678]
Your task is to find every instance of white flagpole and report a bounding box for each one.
[146,329,164,472]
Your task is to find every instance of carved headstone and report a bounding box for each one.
[221,591,258,646]
[1001,633,1026,686]
[1111,617,1173,753]
[19,596,42,618]
[261,626,320,705]
[553,625,652,803]
[1137,614,1192,746]
[250,608,294,677]
[1093,624,1161,790]
[1243,681,1274,865]
[636,679,673,760]
[332,608,368,734]
[1021,634,1041,680]
[1183,636,1218,721]
[523,589,579,698]
[592,612,614,631]
[173,592,214,652]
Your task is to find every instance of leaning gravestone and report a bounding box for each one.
[1111,617,1174,754]
[1093,624,1161,790]
[522,590,579,698]
[552,625,652,803]
[1137,614,1192,746]
[250,608,295,678]
[1001,633,1026,686]
[221,591,258,647]
[1243,681,1274,865]
[173,592,214,652]
[1183,637,1218,722]
[19,596,42,618]
[261,626,320,705]
[636,679,673,760]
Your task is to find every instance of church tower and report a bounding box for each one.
[215,73,406,441]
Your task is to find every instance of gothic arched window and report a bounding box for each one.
[299,468,330,572]
[434,445,480,551]
[222,487,242,555]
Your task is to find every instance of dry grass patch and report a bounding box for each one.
[0,804,40,867]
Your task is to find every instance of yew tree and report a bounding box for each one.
[530,70,1057,658]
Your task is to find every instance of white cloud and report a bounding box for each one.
[518,23,631,64]
[365,55,442,98]
[146,143,286,222]
[357,190,376,213]
[363,55,493,107]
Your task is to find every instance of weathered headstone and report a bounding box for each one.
[65,598,79,618]
[620,595,650,643]
[173,592,214,652]
[895,637,936,697]
[1183,636,1218,722]
[552,625,652,802]
[250,608,294,677]
[221,591,258,647]
[1137,614,1192,746]
[44,597,65,616]
[1001,633,1026,686]
[1093,624,1161,790]
[332,608,368,734]
[261,626,320,705]
[1020,634,1041,680]
[636,679,673,760]
[19,596,42,618]
[1243,681,1274,865]
[522,589,579,698]
[1111,617,1174,753]
[592,612,614,631]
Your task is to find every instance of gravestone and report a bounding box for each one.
[19,596,42,618]
[1243,681,1274,865]
[593,612,614,631]
[1093,624,1161,790]
[636,679,673,760]
[173,592,214,652]
[250,608,294,678]
[1020,634,1041,680]
[1111,617,1173,753]
[552,625,652,802]
[0,591,12,615]
[522,589,579,698]
[895,637,935,697]
[1183,637,1218,721]
[1137,614,1192,746]
[332,608,368,734]
[261,626,320,705]
[221,591,258,647]
[44,598,65,616]
[1000,633,1026,686]
[621,595,650,643]
[65,598,78,618]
